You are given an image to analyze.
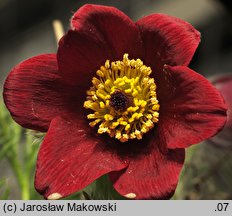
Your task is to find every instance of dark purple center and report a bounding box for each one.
[110,91,129,112]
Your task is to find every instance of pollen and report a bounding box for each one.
[83,54,160,142]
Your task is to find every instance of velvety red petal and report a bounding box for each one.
[3,54,84,131]
[136,14,200,70]
[3,54,57,131]
[35,116,128,199]
[58,4,143,85]
[57,30,111,87]
[156,66,227,150]
[109,141,185,200]
[209,75,232,147]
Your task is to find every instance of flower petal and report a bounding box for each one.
[136,14,200,69]
[209,75,232,148]
[156,65,227,150]
[3,54,68,131]
[3,54,85,132]
[57,30,110,87]
[58,4,143,85]
[109,142,185,200]
[35,116,128,199]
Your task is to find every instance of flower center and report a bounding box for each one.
[83,54,160,142]
[110,90,130,112]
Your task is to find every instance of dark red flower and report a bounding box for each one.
[3,4,227,199]
[209,75,232,148]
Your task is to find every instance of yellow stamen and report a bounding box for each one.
[83,54,160,142]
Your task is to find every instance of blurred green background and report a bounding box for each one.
[0,0,232,199]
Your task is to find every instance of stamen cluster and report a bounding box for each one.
[84,54,160,142]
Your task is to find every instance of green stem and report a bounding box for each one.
[24,132,34,200]
[21,177,30,200]
[0,102,32,200]
[8,156,30,200]
[6,135,30,200]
